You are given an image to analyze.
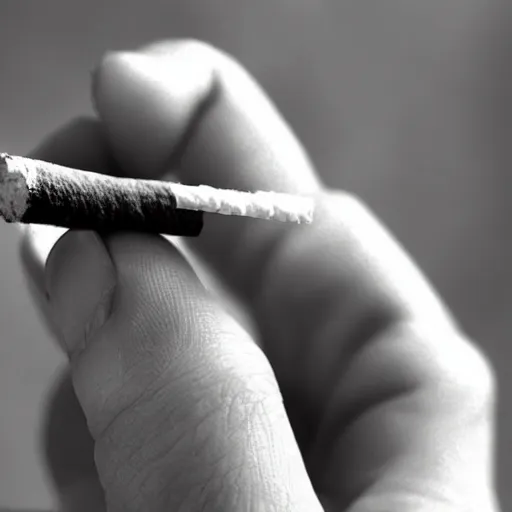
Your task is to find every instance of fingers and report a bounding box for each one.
[93,41,322,301]
[19,117,256,344]
[91,40,498,510]
[91,41,460,403]
[90,45,217,180]
[18,39,497,510]
[43,228,322,511]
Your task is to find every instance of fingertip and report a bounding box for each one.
[91,47,215,178]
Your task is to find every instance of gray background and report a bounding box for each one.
[0,0,511,509]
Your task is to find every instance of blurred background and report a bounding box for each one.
[1,0,511,509]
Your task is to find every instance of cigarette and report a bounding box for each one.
[0,154,314,236]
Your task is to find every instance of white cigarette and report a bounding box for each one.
[0,154,314,236]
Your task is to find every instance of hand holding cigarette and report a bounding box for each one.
[21,43,496,511]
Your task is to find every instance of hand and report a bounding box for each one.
[20,40,499,511]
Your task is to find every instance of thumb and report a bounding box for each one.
[44,229,323,511]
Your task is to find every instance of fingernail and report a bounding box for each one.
[18,225,68,297]
[45,231,116,358]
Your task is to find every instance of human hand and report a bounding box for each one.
[20,40,499,511]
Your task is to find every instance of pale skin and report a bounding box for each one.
[18,41,499,511]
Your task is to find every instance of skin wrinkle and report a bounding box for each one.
[311,322,430,449]
[295,283,392,409]
[306,297,392,398]
[202,360,282,504]
[94,299,252,444]
[76,283,116,360]
[316,344,491,508]
[310,382,413,486]
[139,427,210,508]
[174,441,245,510]
[97,392,186,508]
[78,300,188,440]
[180,392,284,511]
[91,340,185,443]
[102,357,281,510]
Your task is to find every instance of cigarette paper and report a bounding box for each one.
[0,154,314,236]
[0,154,203,236]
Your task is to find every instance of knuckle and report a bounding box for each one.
[419,326,497,417]
[384,321,497,421]
[450,338,496,410]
